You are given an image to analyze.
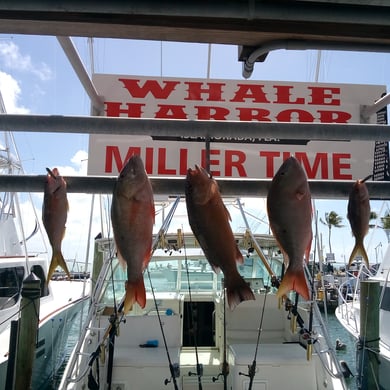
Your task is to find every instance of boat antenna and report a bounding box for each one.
[183,225,203,389]
[239,289,268,389]
[212,287,229,389]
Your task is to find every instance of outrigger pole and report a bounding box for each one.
[235,198,276,279]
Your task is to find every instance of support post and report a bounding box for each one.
[358,280,380,390]
[13,272,41,390]
[92,239,103,293]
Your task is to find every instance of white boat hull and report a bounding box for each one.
[0,279,90,390]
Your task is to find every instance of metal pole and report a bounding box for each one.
[358,280,380,390]
[13,273,41,390]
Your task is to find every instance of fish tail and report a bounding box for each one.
[277,267,310,300]
[123,278,147,314]
[225,275,255,310]
[47,250,71,283]
[348,242,370,268]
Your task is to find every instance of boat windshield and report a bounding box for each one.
[98,250,283,307]
[0,266,24,309]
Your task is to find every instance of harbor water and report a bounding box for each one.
[327,313,358,390]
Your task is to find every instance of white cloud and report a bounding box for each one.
[0,41,53,81]
[0,71,29,114]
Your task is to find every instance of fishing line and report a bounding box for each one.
[146,197,181,389]
[182,224,203,390]
[146,266,179,390]
[212,287,228,390]
[239,290,268,390]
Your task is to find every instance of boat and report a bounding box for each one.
[314,270,350,313]
[60,198,347,390]
[335,252,390,389]
[0,130,91,389]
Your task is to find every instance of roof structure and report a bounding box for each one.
[0,1,390,197]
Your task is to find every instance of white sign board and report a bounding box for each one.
[88,74,385,179]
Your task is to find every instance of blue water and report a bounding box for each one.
[327,313,358,390]
[42,304,89,390]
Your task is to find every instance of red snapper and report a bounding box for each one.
[111,155,155,313]
[185,165,255,310]
[267,157,312,300]
[347,177,371,268]
[42,167,71,283]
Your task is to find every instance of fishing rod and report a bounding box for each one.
[212,287,229,390]
[91,197,183,389]
[239,289,268,389]
[183,232,203,390]
[106,235,122,390]
[147,266,180,390]
[147,197,181,389]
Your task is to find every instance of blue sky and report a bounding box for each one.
[0,34,389,268]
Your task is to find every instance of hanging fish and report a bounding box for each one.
[111,155,155,313]
[185,165,255,310]
[42,167,71,282]
[267,157,312,300]
[347,176,371,268]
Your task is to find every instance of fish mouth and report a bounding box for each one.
[46,167,57,179]
[187,165,201,175]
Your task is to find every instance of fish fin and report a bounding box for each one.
[304,235,312,264]
[223,203,232,222]
[236,246,244,264]
[142,251,152,270]
[47,250,71,284]
[348,242,370,268]
[151,203,156,224]
[225,275,255,310]
[123,278,147,314]
[277,267,310,301]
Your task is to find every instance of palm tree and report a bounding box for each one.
[320,211,344,254]
[380,211,390,243]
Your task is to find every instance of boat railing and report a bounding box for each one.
[336,263,373,332]
[302,265,347,386]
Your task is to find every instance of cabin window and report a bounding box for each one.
[183,301,215,347]
[0,266,24,309]
[380,286,390,311]
[31,265,49,297]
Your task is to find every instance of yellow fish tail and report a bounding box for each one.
[348,242,370,269]
[47,250,71,283]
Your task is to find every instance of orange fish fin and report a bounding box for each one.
[304,237,312,264]
[236,246,244,264]
[225,275,255,310]
[47,250,71,284]
[123,278,147,314]
[277,267,310,301]
[348,242,370,268]
[223,203,232,222]
[151,203,156,223]
[142,251,152,269]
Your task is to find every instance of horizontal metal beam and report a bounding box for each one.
[1,175,389,200]
[0,1,390,48]
[241,39,390,78]
[0,114,389,141]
